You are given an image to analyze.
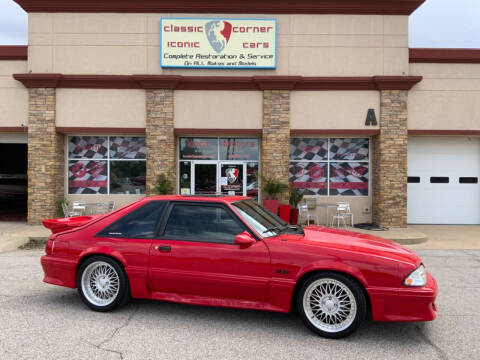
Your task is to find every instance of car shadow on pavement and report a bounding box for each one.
[42,289,433,345]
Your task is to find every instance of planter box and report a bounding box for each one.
[290,208,299,225]
[263,199,279,215]
[279,205,291,223]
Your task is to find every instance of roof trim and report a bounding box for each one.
[409,48,480,64]
[174,128,262,135]
[56,127,146,134]
[408,130,480,136]
[291,129,380,136]
[13,74,423,91]
[0,46,27,60]
[13,0,425,15]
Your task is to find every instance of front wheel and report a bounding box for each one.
[77,256,129,312]
[297,272,366,338]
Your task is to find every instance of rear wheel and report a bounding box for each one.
[297,272,366,338]
[77,256,129,312]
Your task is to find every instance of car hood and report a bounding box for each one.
[300,225,420,266]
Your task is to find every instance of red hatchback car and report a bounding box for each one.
[41,196,437,338]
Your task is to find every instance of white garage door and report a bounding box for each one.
[408,136,480,224]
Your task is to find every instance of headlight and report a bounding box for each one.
[403,264,427,286]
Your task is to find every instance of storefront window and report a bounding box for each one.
[180,138,218,160]
[220,138,259,161]
[67,136,146,195]
[289,138,369,196]
[178,137,259,198]
[179,161,191,195]
[110,161,146,195]
[246,162,259,200]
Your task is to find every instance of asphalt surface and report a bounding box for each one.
[0,249,479,360]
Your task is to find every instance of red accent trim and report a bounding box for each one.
[56,127,146,134]
[291,129,380,136]
[297,77,377,90]
[174,128,262,135]
[13,73,62,88]
[408,130,480,136]
[373,76,422,90]
[0,127,28,133]
[13,74,423,91]
[409,48,480,64]
[133,75,182,90]
[253,76,303,90]
[0,46,27,60]
[178,76,257,91]
[13,0,425,15]
[60,75,138,89]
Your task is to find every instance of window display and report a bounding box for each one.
[290,138,369,196]
[68,136,146,195]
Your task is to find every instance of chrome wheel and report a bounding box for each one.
[81,261,120,307]
[303,278,357,333]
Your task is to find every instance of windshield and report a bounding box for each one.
[232,199,288,237]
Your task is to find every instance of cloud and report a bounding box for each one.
[1,0,479,47]
[409,0,480,47]
[0,0,28,44]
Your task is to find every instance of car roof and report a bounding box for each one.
[143,195,251,204]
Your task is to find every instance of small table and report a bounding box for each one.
[85,202,107,215]
[316,203,339,225]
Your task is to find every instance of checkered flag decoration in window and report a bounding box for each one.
[330,162,369,196]
[68,136,108,159]
[329,138,369,160]
[109,137,147,159]
[290,138,328,161]
[68,160,108,194]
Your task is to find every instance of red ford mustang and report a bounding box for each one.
[41,196,437,338]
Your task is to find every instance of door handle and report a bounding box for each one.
[154,245,171,253]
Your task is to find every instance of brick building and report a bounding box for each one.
[0,0,479,226]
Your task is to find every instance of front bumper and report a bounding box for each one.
[41,255,77,288]
[369,272,438,322]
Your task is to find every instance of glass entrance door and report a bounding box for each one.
[193,163,217,195]
[220,163,245,196]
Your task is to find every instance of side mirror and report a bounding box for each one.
[234,231,256,248]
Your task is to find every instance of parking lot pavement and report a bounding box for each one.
[0,249,479,360]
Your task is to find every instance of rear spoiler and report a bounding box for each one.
[43,215,103,234]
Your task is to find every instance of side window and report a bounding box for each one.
[98,201,167,238]
[163,204,244,244]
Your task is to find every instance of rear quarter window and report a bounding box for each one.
[97,201,167,238]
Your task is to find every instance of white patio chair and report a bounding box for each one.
[299,202,319,225]
[330,203,348,229]
[62,203,81,218]
[106,201,115,212]
[337,201,354,226]
[72,201,86,216]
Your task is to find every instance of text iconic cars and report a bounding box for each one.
[41,196,437,338]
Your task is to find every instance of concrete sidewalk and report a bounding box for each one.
[0,222,50,253]
[0,221,479,252]
[348,226,428,245]
[408,225,480,249]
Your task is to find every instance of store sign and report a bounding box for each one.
[220,138,259,160]
[161,18,277,69]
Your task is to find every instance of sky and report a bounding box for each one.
[0,0,479,47]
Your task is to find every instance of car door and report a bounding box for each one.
[148,202,271,303]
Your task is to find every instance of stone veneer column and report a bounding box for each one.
[27,88,64,224]
[372,90,408,228]
[146,89,175,195]
[261,90,290,202]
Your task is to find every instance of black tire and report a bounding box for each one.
[76,255,130,312]
[296,272,366,339]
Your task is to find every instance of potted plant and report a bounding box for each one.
[153,173,174,195]
[55,197,69,218]
[261,176,288,215]
[289,183,304,225]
